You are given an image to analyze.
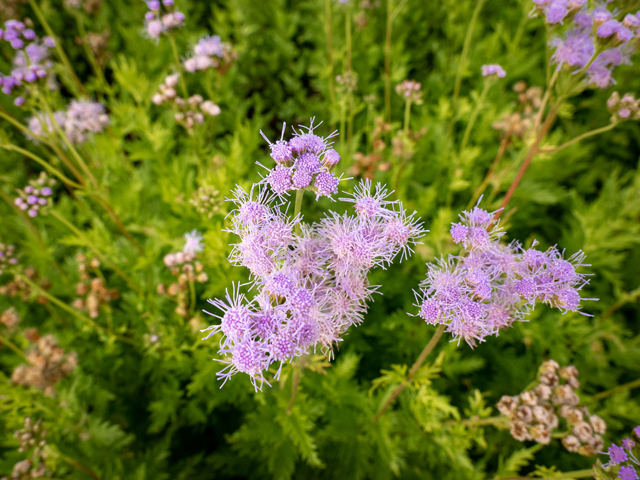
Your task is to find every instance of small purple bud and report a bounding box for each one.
[43,36,55,47]
[9,258,18,265]
[22,28,35,40]
[162,0,175,5]
[36,68,47,78]
[24,186,34,193]
[38,198,47,206]
[25,71,37,82]
[147,0,160,9]
[27,209,38,217]
[2,86,12,94]
[5,20,24,30]
[14,197,24,206]
[145,11,155,21]
[10,38,24,49]
[4,29,18,41]
[41,187,52,196]
[19,203,28,211]
[618,108,631,118]
[174,11,185,21]
[14,96,25,107]
[27,195,38,205]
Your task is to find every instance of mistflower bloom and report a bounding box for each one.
[183,35,235,73]
[184,230,204,253]
[413,204,594,347]
[481,64,507,78]
[203,177,426,389]
[0,243,19,274]
[63,100,109,144]
[152,74,220,129]
[259,119,344,199]
[142,0,184,39]
[395,79,423,103]
[13,172,56,218]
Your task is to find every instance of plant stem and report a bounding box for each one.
[442,415,508,428]
[534,68,560,133]
[294,189,304,235]
[372,323,446,422]
[403,97,412,137]
[168,34,188,99]
[459,81,490,155]
[499,469,593,480]
[58,452,101,480]
[538,123,617,154]
[0,143,83,188]
[286,366,302,415]
[325,0,336,106]
[0,332,29,362]
[452,0,486,115]
[467,136,510,209]
[589,378,640,402]
[50,210,143,295]
[189,280,196,318]
[384,0,393,122]
[599,286,640,322]
[345,7,352,73]
[494,102,561,221]
[27,0,86,96]
[90,193,144,255]
[74,13,110,94]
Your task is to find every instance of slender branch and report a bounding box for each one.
[442,415,508,428]
[1,143,83,188]
[74,13,110,93]
[325,0,336,106]
[168,34,188,99]
[588,378,640,402]
[294,189,304,235]
[286,367,302,415]
[538,123,617,154]
[451,0,487,114]
[384,0,393,122]
[459,81,490,155]
[599,286,640,321]
[494,102,561,221]
[90,193,144,255]
[534,68,560,133]
[372,323,446,422]
[0,332,29,362]
[58,453,101,480]
[499,469,593,480]
[467,135,510,209]
[27,0,86,95]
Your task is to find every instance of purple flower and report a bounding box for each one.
[551,30,594,70]
[481,64,506,78]
[314,171,339,198]
[587,49,624,89]
[623,14,640,29]
[608,444,629,464]
[593,7,612,27]
[618,466,639,480]
[597,20,621,39]
[622,438,636,449]
[635,425,640,438]
[545,0,569,24]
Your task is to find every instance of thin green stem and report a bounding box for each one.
[90,193,144,255]
[294,189,304,235]
[0,143,83,188]
[539,123,617,154]
[339,99,346,156]
[467,136,510,210]
[499,469,593,480]
[286,365,302,415]
[459,81,491,155]
[0,332,29,362]
[442,415,508,428]
[394,99,412,198]
[384,0,393,122]
[345,7,352,73]
[50,209,143,295]
[74,13,110,93]
[403,98,412,137]
[57,452,101,480]
[452,0,487,114]
[589,378,640,402]
[599,286,640,322]
[27,0,86,95]
[372,323,446,422]
[325,0,336,107]
[168,34,188,98]
[189,280,197,318]
[534,68,560,133]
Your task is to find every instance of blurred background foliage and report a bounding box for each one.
[0,0,639,478]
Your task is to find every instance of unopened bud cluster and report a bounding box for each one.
[12,333,78,397]
[183,35,236,73]
[159,250,208,317]
[395,79,423,104]
[189,185,223,218]
[497,360,605,456]
[0,418,49,480]
[143,0,184,40]
[152,74,221,130]
[71,254,118,319]
[607,92,640,122]
[1,306,20,328]
[0,267,51,304]
[336,71,358,94]
[14,173,55,218]
[492,82,542,139]
[0,243,19,274]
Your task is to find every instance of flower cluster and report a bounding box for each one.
[481,64,507,78]
[336,71,358,94]
[0,243,19,274]
[14,173,55,218]
[190,185,223,218]
[548,5,638,89]
[497,360,606,455]
[158,231,207,317]
[183,35,235,73]
[0,267,51,304]
[143,0,184,40]
[203,179,426,390]
[12,333,78,397]
[607,92,640,122]
[395,79,424,103]
[27,100,109,145]
[492,81,542,139]
[1,306,20,328]
[71,254,119,319]
[259,120,343,199]
[0,418,50,480]
[0,20,56,105]
[152,75,221,129]
[599,427,640,480]
[414,204,593,347]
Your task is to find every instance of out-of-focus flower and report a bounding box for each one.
[395,79,423,104]
[0,243,20,275]
[190,185,223,218]
[481,64,507,78]
[142,0,184,40]
[184,230,204,254]
[183,35,236,73]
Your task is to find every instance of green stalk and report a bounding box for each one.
[0,143,83,188]
[394,98,412,197]
[189,280,197,318]
[588,378,640,403]
[0,332,29,362]
[168,34,189,98]
[451,0,487,114]
[538,123,617,154]
[74,13,110,94]
[294,189,304,235]
[27,0,86,96]
[325,0,336,107]
[384,0,393,122]
[459,80,491,155]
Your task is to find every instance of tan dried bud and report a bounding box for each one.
[540,372,559,387]
[520,390,538,406]
[167,283,180,296]
[589,415,606,435]
[496,395,520,416]
[562,434,581,453]
[90,257,100,269]
[157,283,167,295]
[90,278,104,291]
[510,420,532,442]
[24,328,40,343]
[513,81,527,93]
[540,360,560,374]
[196,272,208,283]
[559,365,579,380]
[87,293,100,319]
[516,405,533,423]
[76,283,88,296]
[1,307,20,327]
[530,424,551,445]
[572,421,593,443]
[175,306,187,317]
[72,298,85,310]
[195,261,204,273]
[535,383,551,402]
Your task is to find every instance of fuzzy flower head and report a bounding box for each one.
[395,79,423,103]
[481,64,507,78]
[13,172,56,218]
[259,119,344,200]
[183,230,204,254]
[183,35,235,73]
[142,0,184,40]
[607,92,640,122]
[63,100,110,144]
[0,243,20,274]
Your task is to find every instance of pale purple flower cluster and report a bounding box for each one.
[143,0,185,40]
[414,204,593,347]
[202,180,426,390]
[183,35,233,73]
[0,21,55,106]
[549,6,639,89]
[481,64,507,78]
[14,185,52,218]
[532,0,586,25]
[260,120,343,200]
[607,92,640,121]
[601,426,640,480]
[0,243,19,275]
[395,80,424,103]
[26,101,108,145]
